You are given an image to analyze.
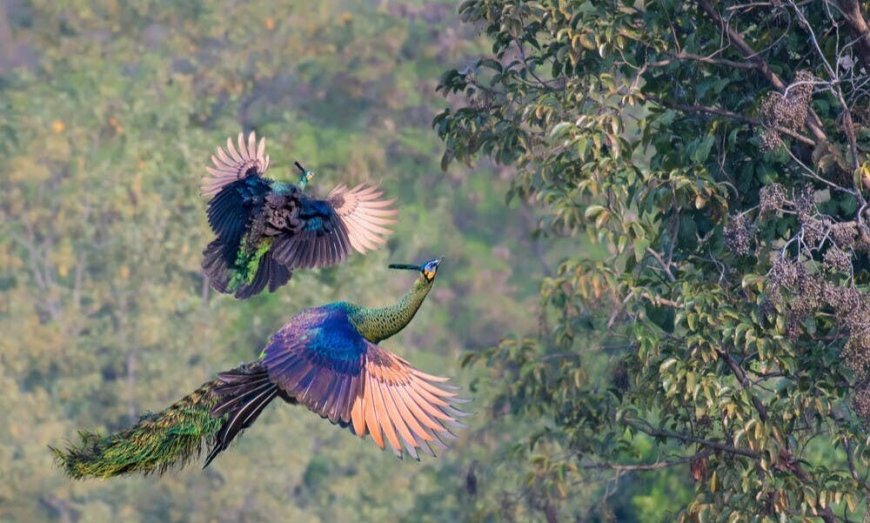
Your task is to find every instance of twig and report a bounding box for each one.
[621,415,760,458]
[836,0,870,70]
[646,247,676,282]
[649,51,759,70]
[646,95,816,146]
[581,450,712,472]
[695,0,829,142]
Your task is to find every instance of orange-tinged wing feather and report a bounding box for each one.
[371,379,403,456]
[362,372,385,450]
[345,345,468,458]
[266,331,468,459]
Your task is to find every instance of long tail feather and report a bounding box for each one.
[51,363,275,479]
[51,380,224,479]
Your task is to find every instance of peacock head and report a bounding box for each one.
[294,161,316,190]
[388,258,442,283]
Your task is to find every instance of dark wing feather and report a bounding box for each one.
[231,250,292,300]
[201,132,275,295]
[206,182,244,235]
[202,239,232,293]
[201,131,270,197]
[271,184,397,270]
[206,363,281,468]
[261,310,467,459]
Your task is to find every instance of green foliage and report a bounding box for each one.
[438,0,870,520]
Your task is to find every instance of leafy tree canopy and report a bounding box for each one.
[438,0,870,520]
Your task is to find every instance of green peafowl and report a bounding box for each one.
[52,259,468,478]
[202,131,398,299]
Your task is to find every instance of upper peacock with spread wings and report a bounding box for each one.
[201,132,397,299]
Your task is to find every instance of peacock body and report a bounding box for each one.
[53,259,467,478]
[201,132,398,298]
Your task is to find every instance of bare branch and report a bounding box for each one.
[695,0,829,142]
[581,450,712,472]
[646,247,676,282]
[836,0,870,70]
[646,95,817,146]
[621,415,760,458]
[717,349,768,423]
[649,51,760,70]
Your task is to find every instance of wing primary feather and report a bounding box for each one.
[362,372,385,449]
[370,379,402,455]
[379,381,420,455]
[350,384,367,436]
[387,386,434,442]
[405,385,453,420]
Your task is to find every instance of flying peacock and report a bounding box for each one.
[53,258,468,478]
[201,131,398,299]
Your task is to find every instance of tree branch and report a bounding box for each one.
[649,51,760,70]
[581,450,712,472]
[621,415,760,458]
[718,349,837,523]
[836,0,870,71]
[646,95,817,146]
[717,349,768,423]
[695,0,828,142]
[646,247,677,282]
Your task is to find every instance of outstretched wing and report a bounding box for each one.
[202,131,271,198]
[202,132,274,245]
[271,185,397,270]
[262,309,467,459]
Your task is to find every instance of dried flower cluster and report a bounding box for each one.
[852,387,870,421]
[758,70,815,150]
[724,213,752,256]
[758,183,787,214]
[767,258,870,383]
[754,183,870,421]
[823,246,851,273]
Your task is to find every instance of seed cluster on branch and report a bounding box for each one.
[758,70,815,151]
[731,181,870,422]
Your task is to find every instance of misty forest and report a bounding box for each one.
[3,0,870,521]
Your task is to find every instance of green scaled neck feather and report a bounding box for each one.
[349,275,434,343]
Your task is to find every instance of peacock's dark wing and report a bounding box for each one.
[202,132,271,198]
[270,185,397,270]
[200,132,296,298]
[202,132,272,248]
[261,307,466,459]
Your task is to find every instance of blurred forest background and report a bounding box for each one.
[0,0,624,521]
[12,0,868,521]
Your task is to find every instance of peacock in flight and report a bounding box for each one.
[53,258,468,478]
[201,131,398,299]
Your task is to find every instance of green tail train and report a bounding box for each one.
[52,378,224,479]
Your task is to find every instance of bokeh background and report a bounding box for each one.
[0,1,567,521]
